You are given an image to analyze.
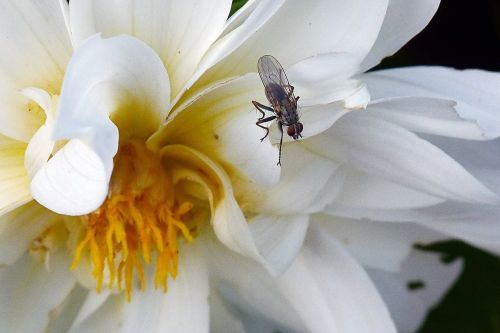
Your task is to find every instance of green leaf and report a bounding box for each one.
[230,0,249,17]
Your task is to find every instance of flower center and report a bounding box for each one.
[71,140,195,300]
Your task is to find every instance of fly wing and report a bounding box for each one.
[257,55,296,109]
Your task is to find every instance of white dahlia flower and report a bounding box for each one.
[0,0,499,333]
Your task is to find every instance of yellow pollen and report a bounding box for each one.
[71,140,194,300]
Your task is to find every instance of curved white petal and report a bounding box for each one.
[0,252,76,333]
[20,87,53,114]
[221,0,262,37]
[69,0,231,98]
[287,53,370,107]
[277,224,397,333]
[120,244,209,333]
[364,67,500,138]
[161,145,262,263]
[150,74,280,186]
[21,88,56,178]
[54,34,170,143]
[367,97,486,140]
[0,135,31,214]
[368,250,463,333]
[0,0,72,141]
[25,125,55,180]
[249,214,309,276]
[304,114,499,204]
[361,0,440,71]
[31,139,109,216]
[195,0,388,87]
[315,214,446,272]
[32,34,171,215]
[0,201,55,265]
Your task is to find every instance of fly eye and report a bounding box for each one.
[287,123,303,140]
[297,122,303,134]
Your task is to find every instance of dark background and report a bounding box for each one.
[378,0,500,72]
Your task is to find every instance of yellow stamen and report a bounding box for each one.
[71,140,194,300]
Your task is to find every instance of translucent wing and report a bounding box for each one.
[257,55,296,110]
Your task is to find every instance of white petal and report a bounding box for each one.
[361,0,440,70]
[368,250,462,333]
[25,125,55,179]
[367,97,486,140]
[0,0,72,141]
[211,228,395,332]
[33,34,171,215]
[315,214,446,272]
[0,135,31,214]
[0,201,55,265]
[20,87,53,114]
[161,145,262,263]
[183,0,286,93]
[205,240,308,333]
[327,199,500,256]
[150,74,280,186]
[277,224,397,333]
[45,286,89,333]
[364,67,500,138]
[120,244,209,333]
[287,53,370,107]
[70,295,124,333]
[196,0,389,85]
[423,137,500,176]
[69,291,111,331]
[420,202,500,256]
[334,166,444,210]
[54,34,170,143]
[209,290,246,333]
[21,88,56,178]
[304,114,499,204]
[221,0,262,37]
[31,139,109,216]
[241,143,339,215]
[249,214,309,275]
[325,135,500,256]
[69,0,231,98]
[0,251,76,333]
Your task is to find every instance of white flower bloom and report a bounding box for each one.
[0,0,499,332]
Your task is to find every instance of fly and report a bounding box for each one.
[252,55,303,166]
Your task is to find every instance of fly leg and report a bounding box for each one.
[252,101,274,120]
[277,122,284,166]
[256,115,276,141]
[252,101,276,141]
